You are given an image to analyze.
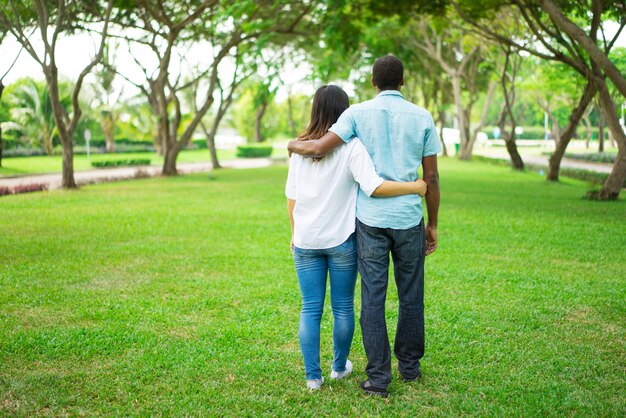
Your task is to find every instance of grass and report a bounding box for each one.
[0,147,288,177]
[1,159,624,416]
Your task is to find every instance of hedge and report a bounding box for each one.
[562,152,617,164]
[91,159,151,168]
[472,155,625,187]
[236,145,273,158]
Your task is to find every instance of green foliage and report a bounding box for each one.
[235,144,273,158]
[562,152,618,164]
[4,78,68,154]
[0,161,624,415]
[231,85,311,142]
[90,159,151,168]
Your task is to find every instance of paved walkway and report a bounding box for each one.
[0,149,615,195]
[0,158,279,194]
[473,147,614,174]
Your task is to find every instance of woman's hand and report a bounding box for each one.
[290,238,295,254]
[415,178,428,197]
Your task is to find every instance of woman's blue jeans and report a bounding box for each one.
[293,234,357,380]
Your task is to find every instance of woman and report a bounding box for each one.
[285,85,427,390]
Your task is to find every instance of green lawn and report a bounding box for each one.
[0,147,288,177]
[1,159,624,416]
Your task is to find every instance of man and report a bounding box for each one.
[287,55,440,398]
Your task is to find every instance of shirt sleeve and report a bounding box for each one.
[423,112,442,157]
[285,155,298,199]
[329,107,356,143]
[347,140,384,197]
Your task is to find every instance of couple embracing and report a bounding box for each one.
[286,55,440,398]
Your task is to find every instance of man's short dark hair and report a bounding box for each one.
[372,55,403,90]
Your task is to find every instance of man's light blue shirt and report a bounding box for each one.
[329,90,440,229]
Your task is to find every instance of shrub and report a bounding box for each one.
[91,159,151,168]
[562,152,617,164]
[483,126,549,140]
[0,183,48,196]
[236,144,273,158]
[471,155,625,187]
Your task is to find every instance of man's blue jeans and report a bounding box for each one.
[356,219,426,389]
[293,234,357,380]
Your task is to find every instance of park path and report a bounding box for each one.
[473,147,614,173]
[0,150,615,196]
[0,158,276,194]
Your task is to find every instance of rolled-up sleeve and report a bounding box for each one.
[423,113,441,157]
[329,107,357,143]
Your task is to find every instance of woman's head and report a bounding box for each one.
[298,85,349,141]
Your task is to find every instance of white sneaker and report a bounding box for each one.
[306,377,324,390]
[330,360,353,380]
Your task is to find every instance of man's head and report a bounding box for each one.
[372,55,404,91]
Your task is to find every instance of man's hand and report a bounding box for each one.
[425,224,437,256]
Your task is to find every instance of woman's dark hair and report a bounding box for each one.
[298,85,349,141]
[372,55,403,90]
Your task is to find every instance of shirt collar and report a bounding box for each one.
[377,90,404,99]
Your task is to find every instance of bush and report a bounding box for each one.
[484,126,548,140]
[91,159,151,168]
[236,144,273,158]
[472,155,625,187]
[2,148,50,157]
[0,183,48,196]
[188,139,208,150]
[562,152,617,164]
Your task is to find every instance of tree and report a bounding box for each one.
[0,29,21,167]
[455,0,626,199]
[8,78,70,155]
[496,45,524,170]
[0,0,114,188]
[92,42,121,153]
[410,16,497,160]
[112,0,314,175]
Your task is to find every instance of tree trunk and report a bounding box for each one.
[581,111,592,148]
[201,119,222,169]
[162,142,180,175]
[453,76,471,160]
[207,131,220,169]
[102,111,115,152]
[438,109,448,157]
[505,135,524,170]
[254,101,268,143]
[46,69,77,189]
[594,79,626,200]
[468,80,497,152]
[547,82,595,181]
[61,139,76,188]
[497,103,524,170]
[43,129,54,156]
[598,116,604,152]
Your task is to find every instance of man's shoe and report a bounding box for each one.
[360,380,388,398]
[330,359,353,380]
[306,377,324,391]
[401,370,422,382]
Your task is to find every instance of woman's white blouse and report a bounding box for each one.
[286,138,384,249]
